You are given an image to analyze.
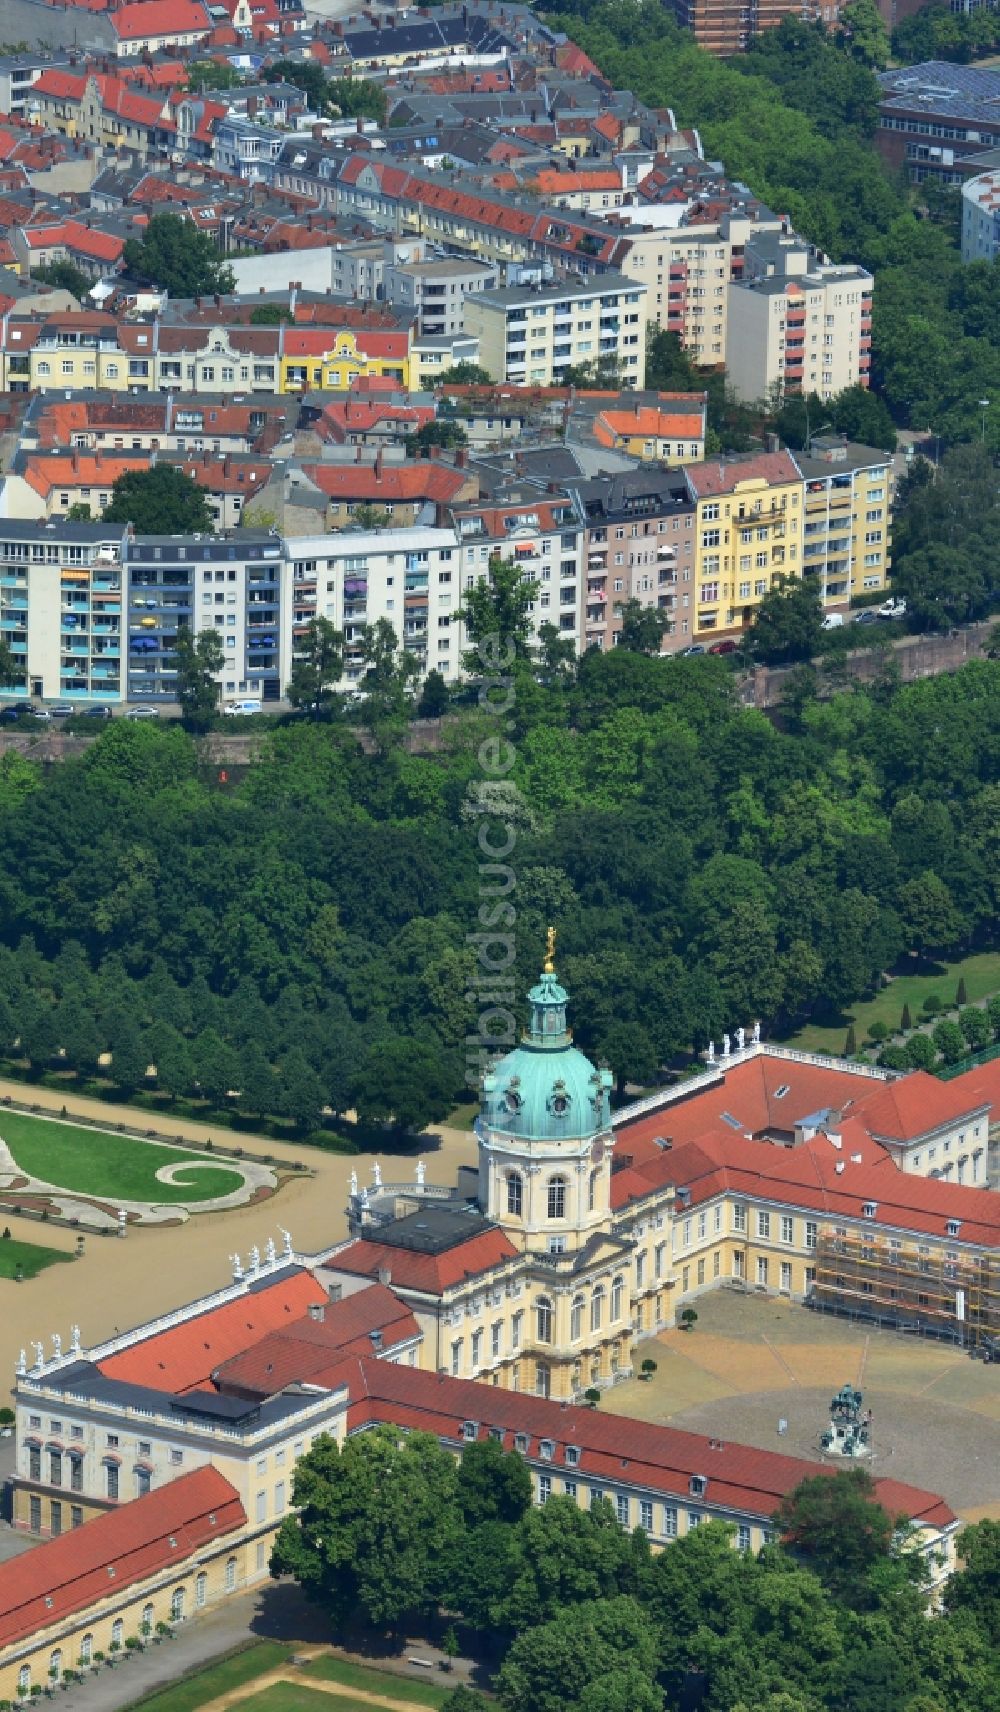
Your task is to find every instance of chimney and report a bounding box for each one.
[377,1266,392,1286]
[370,1329,383,1353]
[307,1302,325,1322]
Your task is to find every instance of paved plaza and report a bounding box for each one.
[615,1289,1000,1521]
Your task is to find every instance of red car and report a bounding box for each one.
[708,639,739,656]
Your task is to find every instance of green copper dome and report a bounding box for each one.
[480,965,612,1143]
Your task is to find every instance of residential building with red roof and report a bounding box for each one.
[110,0,214,58]
[592,393,706,464]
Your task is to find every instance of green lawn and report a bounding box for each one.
[126,1641,292,1711]
[302,1656,450,1707]
[777,950,1000,1057]
[443,1101,479,1132]
[0,1235,72,1279]
[235,1690,379,1712]
[0,1111,247,1203]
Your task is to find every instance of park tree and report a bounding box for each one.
[455,555,539,672]
[359,618,421,723]
[958,1005,991,1051]
[353,1035,455,1134]
[897,871,962,958]
[616,598,669,655]
[497,1597,660,1712]
[747,575,824,666]
[455,1437,533,1528]
[110,1017,150,1094]
[33,260,92,300]
[404,419,468,457]
[772,1468,898,1605]
[496,1497,647,1632]
[331,76,387,124]
[172,627,224,732]
[417,669,449,718]
[837,0,890,66]
[434,361,494,385]
[104,466,213,535]
[122,212,235,297]
[271,1426,463,1631]
[932,1018,967,1064]
[287,618,345,719]
[278,1045,326,1133]
[265,58,328,110]
[904,1032,937,1071]
[944,1517,1000,1643]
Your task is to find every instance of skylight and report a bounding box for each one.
[774,1084,791,1099]
[720,1111,742,1130]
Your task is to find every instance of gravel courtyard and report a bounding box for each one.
[611,1289,1000,1521]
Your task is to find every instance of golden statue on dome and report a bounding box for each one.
[544,925,557,974]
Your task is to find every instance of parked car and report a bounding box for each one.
[78,704,113,719]
[223,699,263,717]
[29,706,51,719]
[708,638,739,655]
[48,704,75,719]
[853,609,879,626]
[878,597,907,620]
[124,705,160,720]
[821,613,845,630]
[0,704,28,722]
[678,644,706,656]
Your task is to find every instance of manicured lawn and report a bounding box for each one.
[126,1641,292,1710]
[0,1110,246,1203]
[0,1235,72,1279]
[443,1100,479,1132]
[236,1689,378,1712]
[302,1656,450,1707]
[777,950,1000,1057]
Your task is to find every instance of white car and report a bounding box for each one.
[223,699,263,717]
[124,705,160,720]
[877,597,906,620]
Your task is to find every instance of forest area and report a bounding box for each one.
[0,647,999,1135]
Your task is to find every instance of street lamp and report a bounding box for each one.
[980,398,990,442]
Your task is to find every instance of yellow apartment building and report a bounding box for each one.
[683,449,805,642]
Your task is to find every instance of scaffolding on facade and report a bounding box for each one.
[811,1228,1000,1351]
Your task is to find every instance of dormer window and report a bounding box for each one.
[462,1421,478,1442]
[565,1445,580,1467]
[862,1202,877,1219]
[514,1433,529,1454]
[539,1439,554,1461]
[947,1219,961,1238]
[689,1474,707,1498]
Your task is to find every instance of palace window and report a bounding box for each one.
[591,1285,605,1331]
[507,1173,523,1216]
[536,1297,553,1343]
[547,1176,566,1219]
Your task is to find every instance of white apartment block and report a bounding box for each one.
[462,275,646,388]
[961,168,1000,262]
[726,241,873,405]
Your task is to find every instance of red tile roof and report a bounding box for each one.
[331,1227,518,1296]
[99,1268,328,1393]
[0,1467,244,1649]
[343,1359,953,1531]
[111,0,213,40]
[303,462,467,504]
[686,451,801,498]
[213,1284,420,1396]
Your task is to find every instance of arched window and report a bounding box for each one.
[591,1284,605,1332]
[225,1556,237,1593]
[506,1172,523,1216]
[570,1294,585,1341]
[536,1297,553,1344]
[588,1169,599,1213]
[611,1275,624,1321]
[79,1634,92,1666]
[547,1175,566,1220]
[49,1649,62,1682]
[111,1618,124,1649]
[170,1585,186,1623]
[195,1571,207,1608]
[140,1604,154,1637]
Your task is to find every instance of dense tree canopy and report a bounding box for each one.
[122,212,235,298]
[270,1434,1000,1712]
[103,465,214,535]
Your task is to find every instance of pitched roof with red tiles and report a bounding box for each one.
[343,1359,954,1531]
[24,221,125,263]
[685,451,802,497]
[303,462,467,505]
[331,1226,518,1296]
[99,1268,327,1393]
[0,1466,245,1649]
[318,398,435,441]
[595,402,705,445]
[213,1283,420,1397]
[111,0,213,40]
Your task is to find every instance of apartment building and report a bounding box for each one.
[451,493,585,649]
[125,532,289,705]
[384,257,497,338]
[669,0,828,56]
[463,276,646,388]
[796,438,893,611]
[568,467,696,653]
[726,235,873,404]
[961,166,1000,262]
[684,450,804,643]
[286,526,461,684]
[878,61,1000,187]
[617,206,783,362]
[591,394,706,464]
[0,520,127,704]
